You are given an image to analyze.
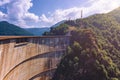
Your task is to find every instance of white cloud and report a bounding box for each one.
[87,0,120,14]
[6,0,39,27]
[40,14,50,23]
[0,0,40,28]
[7,0,33,19]
[0,0,120,28]
[24,13,39,22]
[0,11,5,17]
[0,0,11,6]
[39,0,120,27]
[39,7,83,27]
[0,11,7,21]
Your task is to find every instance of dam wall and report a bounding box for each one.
[0,36,69,80]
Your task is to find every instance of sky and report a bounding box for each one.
[0,0,120,28]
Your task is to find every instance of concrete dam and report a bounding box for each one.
[0,36,70,80]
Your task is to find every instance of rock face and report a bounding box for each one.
[0,36,69,80]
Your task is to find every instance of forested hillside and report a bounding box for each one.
[0,21,33,36]
[43,7,120,80]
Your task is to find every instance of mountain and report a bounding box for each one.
[0,21,33,36]
[52,29,120,80]
[51,20,66,27]
[43,7,120,80]
[25,20,65,36]
[25,27,50,36]
[108,7,120,23]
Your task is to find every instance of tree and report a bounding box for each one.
[52,29,120,80]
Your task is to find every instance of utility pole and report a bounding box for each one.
[69,17,71,21]
[80,10,83,28]
[81,10,83,19]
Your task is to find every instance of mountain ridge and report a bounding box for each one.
[0,21,33,36]
[49,7,120,80]
[25,27,50,36]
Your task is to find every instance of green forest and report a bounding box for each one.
[0,21,33,36]
[43,7,120,80]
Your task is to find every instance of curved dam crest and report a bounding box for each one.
[0,36,70,80]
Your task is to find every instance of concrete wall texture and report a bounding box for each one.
[0,36,69,80]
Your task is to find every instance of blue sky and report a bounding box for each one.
[29,0,86,16]
[0,0,120,28]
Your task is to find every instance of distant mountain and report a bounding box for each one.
[51,20,66,27]
[0,21,33,36]
[25,20,65,36]
[25,27,50,36]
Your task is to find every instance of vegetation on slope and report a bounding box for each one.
[43,24,69,35]
[52,29,120,80]
[0,21,33,36]
[64,14,120,69]
[43,7,120,80]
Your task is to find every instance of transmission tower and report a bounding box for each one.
[80,10,84,28]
